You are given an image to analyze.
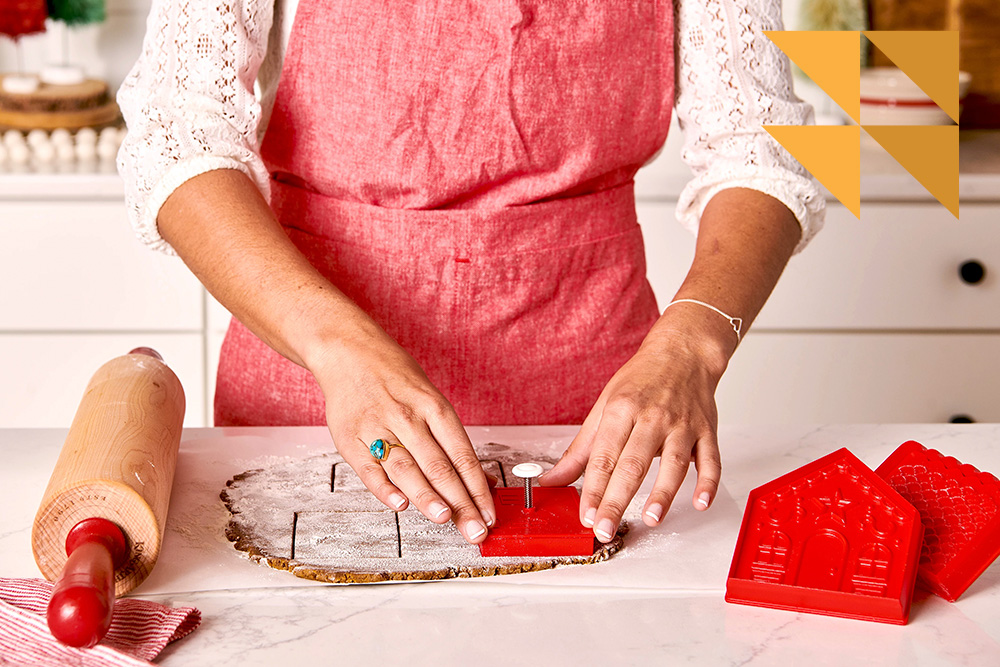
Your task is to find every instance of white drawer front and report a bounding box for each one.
[637,202,1000,330]
[206,330,227,426]
[636,201,695,308]
[0,334,205,427]
[0,202,203,330]
[633,116,689,201]
[760,203,999,329]
[718,333,1000,424]
[207,295,233,334]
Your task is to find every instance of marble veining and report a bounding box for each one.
[2,425,999,665]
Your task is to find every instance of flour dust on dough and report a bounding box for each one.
[221,442,626,583]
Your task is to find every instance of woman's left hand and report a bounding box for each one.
[541,188,803,543]
[540,306,736,543]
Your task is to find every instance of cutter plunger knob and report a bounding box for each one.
[512,463,544,509]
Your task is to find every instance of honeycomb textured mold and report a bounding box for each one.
[876,441,1000,602]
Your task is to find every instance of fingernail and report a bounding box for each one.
[483,511,495,527]
[431,502,450,519]
[466,520,487,540]
[583,507,596,527]
[645,503,663,523]
[697,492,711,509]
[390,493,407,509]
[595,519,615,542]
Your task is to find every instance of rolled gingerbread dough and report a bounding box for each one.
[221,442,625,583]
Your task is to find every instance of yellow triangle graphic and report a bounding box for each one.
[863,126,959,218]
[765,31,861,123]
[765,125,860,218]
[864,31,960,123]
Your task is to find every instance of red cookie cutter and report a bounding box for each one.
[726,448,923,624]
[479,486,595,558]
[875,440,1000,602]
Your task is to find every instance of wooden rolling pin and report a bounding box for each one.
[31,348,185,647]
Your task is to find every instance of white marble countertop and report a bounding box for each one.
[2,424,999,666]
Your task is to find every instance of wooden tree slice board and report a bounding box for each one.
[0,102,121,131]
[0,77,107,109]
[221,442,626,583]
[0,75,120,130]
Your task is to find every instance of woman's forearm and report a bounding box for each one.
[542,187,804,528]
[159,168,496,539]
[156,168,382,371]
[644,186,802,373]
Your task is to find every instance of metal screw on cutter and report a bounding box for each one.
[512,462,544,509]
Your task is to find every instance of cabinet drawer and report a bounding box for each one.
[718,333,1000,424]
[207,295,233,333]
[206,330,227,426]
[206,331,1000,425]
[633,116,689,201]
[760,203,1000,329]
[637,202,1000,330]
[0,202,203,330]
[635,202,695,308]
[0,334,205,427]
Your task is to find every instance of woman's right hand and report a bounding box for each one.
[307,323,496,545]
[156,169,493,543]
[157,169,496,543]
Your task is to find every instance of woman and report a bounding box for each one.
[118,0,824,547]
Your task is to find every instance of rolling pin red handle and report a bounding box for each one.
[46,518,129,648]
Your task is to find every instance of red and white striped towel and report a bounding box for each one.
[0,578,200,667]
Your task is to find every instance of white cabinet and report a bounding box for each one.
[0,334,205,428]
[636,200,1000,424]
[2,161,998,427]
[754,204,999,330]
[718,333,1000,424]
[0,190,207,427]
[206,296,232,424]
[638,201,1000,330]
[0,202,202,331]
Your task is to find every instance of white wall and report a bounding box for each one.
[0,0,151,89]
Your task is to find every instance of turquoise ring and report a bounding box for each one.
[370,438,405,461]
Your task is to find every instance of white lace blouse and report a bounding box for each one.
[117,0,825,255]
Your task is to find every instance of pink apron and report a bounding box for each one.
[215,0,674,426]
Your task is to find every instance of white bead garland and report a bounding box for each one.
[0,127,126,169]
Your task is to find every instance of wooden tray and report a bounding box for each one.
[0,101,121,131]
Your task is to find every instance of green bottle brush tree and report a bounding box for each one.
[43,0,107,85]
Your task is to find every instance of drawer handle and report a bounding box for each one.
[959,260,986,285]
[949,414,975,424]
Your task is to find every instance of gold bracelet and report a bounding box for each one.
[665,299,743,343]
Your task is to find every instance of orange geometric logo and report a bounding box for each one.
[763,31,959,219]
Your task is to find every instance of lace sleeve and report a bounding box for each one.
[673,0,826,254]
[116,0,276,254]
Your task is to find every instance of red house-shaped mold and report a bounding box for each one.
[875,441,1000,602]
[726,448,923,624]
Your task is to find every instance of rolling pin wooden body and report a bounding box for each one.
[32,351,185,598]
